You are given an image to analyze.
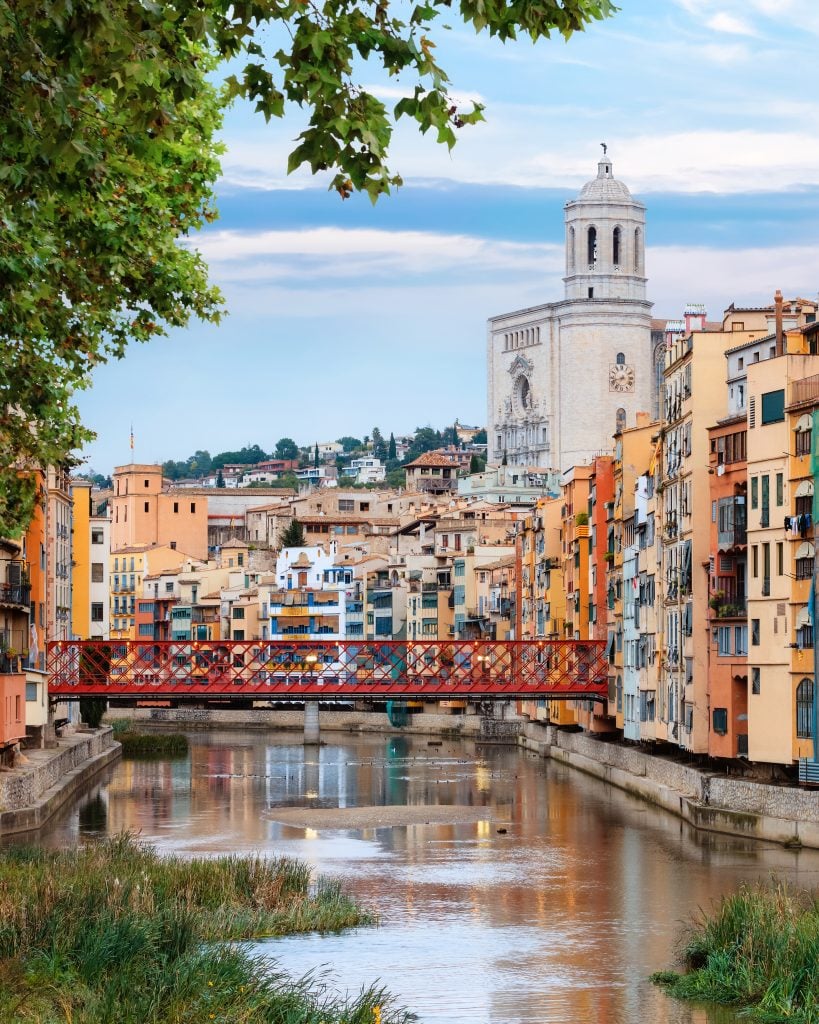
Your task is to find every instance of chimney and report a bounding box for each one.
[775,289,784,356]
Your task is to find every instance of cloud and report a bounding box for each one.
[706,12,760,35]
[190,227,561,282]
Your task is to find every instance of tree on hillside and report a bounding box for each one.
[469,454,486,474]
[275,438,299,461]
[280,518,306,548]
[473,429,488,446]
[313,442,320,468]
[388,433,397,461]
[371,427,387,461]
[216,469,225,488]
[0,0,614,536]
[385,467,406,489]
[211,445,267,470]
[404,427,442,463]
[337,436,363,453]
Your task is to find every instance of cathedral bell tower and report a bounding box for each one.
[563,149,646,303]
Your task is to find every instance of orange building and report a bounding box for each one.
[111,464,208,561]
[706,416,749,759]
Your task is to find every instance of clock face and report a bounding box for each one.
[609,364,635,393]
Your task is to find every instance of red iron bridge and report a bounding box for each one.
[47,640,608,703]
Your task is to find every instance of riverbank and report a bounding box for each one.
[0,834,408,1024]
[108,706,819,850]
[0,727,120,836]
[652,882,819,1022]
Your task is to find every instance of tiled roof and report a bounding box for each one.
[405,452,458,468]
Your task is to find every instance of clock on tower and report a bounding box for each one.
[609,363,635,393]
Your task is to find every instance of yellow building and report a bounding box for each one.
[110,544,190,639]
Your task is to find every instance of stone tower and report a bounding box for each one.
[563,154,647,303]
[486,152,654,475]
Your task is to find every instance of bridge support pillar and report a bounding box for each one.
[303,701,320,745]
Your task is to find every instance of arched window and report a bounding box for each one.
[587,226,597,270]
[634,227,641,273]
[613,226,621,268]
[616,407,627,433]
[797,678,814,739]
[568,226,575,272]
[616,352,625,365]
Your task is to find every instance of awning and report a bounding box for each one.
[796,542,815,559]
[795,413,813,433]
[796,479,814,498]
[796,606,813,628]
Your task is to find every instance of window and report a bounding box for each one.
[232,607,245,619]
[612,227,621,267]
[587,225,597,269]
[173,502,179,514]
[190,502,196,513]
[338,499,354,512]
[796,428,812,457]
[752,667,761,695]
[712,708,728,735]
[633,228,640,272]
[616,352,625,366]
[751,477,758,509]
[749,396,756,428]
[777,542,784,576]
[165,581,174,593]
[734,625,747,655]
[751,618,760,645]
[144,479,150,488]
[170,541,176,550]
[233,629,245,640]
[797,556,814,581]
[761,389,785,424]
[738,356,744,368]
[91,603,104,622]
[144,501,149,513]
[588,287,594,299]
[762,543,771,594]
[797,678,814,738]
[92,529,103,544]
[717,626,732,656]
[761,474,769,527]
[91,562,104,582]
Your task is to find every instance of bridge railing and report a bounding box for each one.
[47,639,609,700]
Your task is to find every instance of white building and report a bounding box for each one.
[349,456,386,484]
[487,151,657,476]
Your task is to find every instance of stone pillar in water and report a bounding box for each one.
[304,701,320,744]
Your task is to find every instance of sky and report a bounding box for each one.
[78,0,819,474]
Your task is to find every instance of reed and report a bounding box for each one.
[116,730,190,757]
[0,834,409,1024]
[652,882,819,1022]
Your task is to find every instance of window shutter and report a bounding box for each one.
[749,396,756,428]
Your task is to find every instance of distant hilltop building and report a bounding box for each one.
[487,151,662,476]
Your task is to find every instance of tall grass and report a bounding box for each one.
[0,834,411,1024]
[653,882,819,1022]
[116,730,189,757]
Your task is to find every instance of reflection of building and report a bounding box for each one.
[487,153,654,471]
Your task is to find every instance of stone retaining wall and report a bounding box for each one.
[522,723,819,849]
[106,706,486,737]
[0,728,120,835]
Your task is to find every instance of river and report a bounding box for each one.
[16,729,819,1023]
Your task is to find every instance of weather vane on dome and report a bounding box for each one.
[600,142,607,155]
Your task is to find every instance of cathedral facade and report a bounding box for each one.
[487,154,655,474]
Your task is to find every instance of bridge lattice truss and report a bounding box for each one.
[47,640,609,702]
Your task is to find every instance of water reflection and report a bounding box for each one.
[21,730,819,1024]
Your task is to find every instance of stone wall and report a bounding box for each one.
[0,728,117,813]
[107,706,486,738]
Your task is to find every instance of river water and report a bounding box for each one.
[18,729,819,1023]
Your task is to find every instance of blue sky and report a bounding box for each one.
[78,0,819,473]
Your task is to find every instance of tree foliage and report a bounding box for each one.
[337,436,364,453]
[0,1,224,536]
[0,0,614,536]
[280,518,306,547]
[274,437,299,461]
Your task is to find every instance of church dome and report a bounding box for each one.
[578,157,633,202]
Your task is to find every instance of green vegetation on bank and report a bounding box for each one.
[653,883,819,1022]
[110,719,189,758]
[0,834,410,1024]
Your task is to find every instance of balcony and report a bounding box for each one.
[710,597,747,619]
[789,372,819,410]
[0,582,30,609]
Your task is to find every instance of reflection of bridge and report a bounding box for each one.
[48,639,608,702]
